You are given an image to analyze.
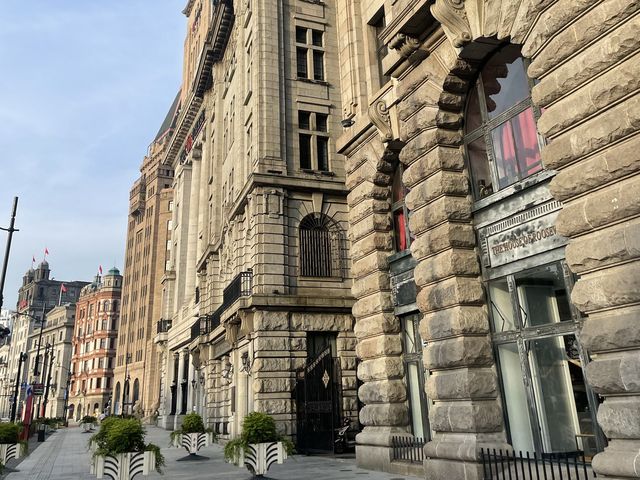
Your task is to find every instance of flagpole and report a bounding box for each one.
[58,285,62,306]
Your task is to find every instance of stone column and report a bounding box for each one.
[345,139,410,472]
[525,3,640,477]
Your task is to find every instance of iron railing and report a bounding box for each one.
[190,270,252,341]
[157,319,172,334]
[391,436,426,463]
[222,270,252,308]
[480,449,595,480]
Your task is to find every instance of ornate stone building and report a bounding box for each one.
[334,1,640,479]
[69,269,121,420]
[155,0,356,451]
[112,94,178,419]
[7,261,86,419]
[26,303,76,419]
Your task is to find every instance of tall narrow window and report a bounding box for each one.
[370,8,389,86]
[464,45,543,200]
[298,110,331,171]
[295,26,325,81]
[392,164,411,251]
[299,213,342,278]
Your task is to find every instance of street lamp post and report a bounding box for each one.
[41,343,55,418]
[10,352,27,422]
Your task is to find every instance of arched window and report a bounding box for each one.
[299,213,342,277]
[132,378,140,404]
[392,164,411,252]
[464,45,543,200]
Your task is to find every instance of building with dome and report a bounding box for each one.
[68,268,122,420]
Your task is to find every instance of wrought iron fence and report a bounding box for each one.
[391,435,426,463]
[480,449,595,480]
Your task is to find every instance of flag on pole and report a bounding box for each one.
[98,265,103,275]
[44,247,49,258]
[31,256,35,268]
[58,284,67,306]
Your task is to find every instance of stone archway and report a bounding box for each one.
[389,1,640,479]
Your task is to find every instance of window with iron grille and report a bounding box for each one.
[299,213,342,278]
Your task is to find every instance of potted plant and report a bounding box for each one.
[169,412,215,456]
[224,412,293,477]
[0,423,27,466]
[81,415,98,432]
[90,417,164,479]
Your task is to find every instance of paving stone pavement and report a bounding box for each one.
[5,425,414,480]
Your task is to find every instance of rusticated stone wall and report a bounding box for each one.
[344,135,413,472]
[390,0,640,478]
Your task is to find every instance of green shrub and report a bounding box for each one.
[181,413,205,434]
[91,417,164,472]
[81,415,97,424]
[223,412,294,463]
[0,423,21,444]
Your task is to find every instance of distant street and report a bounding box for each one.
[5,425,411,480]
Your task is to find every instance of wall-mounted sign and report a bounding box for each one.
[480,201,566,268]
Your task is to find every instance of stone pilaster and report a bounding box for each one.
[345,139,410,472]
[526,3,640,477]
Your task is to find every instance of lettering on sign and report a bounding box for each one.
[480,202,566,268]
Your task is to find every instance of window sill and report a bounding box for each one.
[300,168,335,176]
[387,249,412,264]
[295,77,329,86]
[471,169,555,213]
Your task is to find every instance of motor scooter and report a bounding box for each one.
[334,417,356,454]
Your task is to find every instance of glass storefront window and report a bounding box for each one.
[402,314,429,440]
[515,262,573,327]
[489,262,603,457]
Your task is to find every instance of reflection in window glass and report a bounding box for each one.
[481,54,529,119]
[515,263,572,327]
[467,136,492,198]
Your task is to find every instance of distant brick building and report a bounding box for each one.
[112,97,177,419]
[69,269,121,420]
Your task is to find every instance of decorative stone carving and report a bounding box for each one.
[430,0,472,48]
[389,33,421,59]
[368,100,393,143]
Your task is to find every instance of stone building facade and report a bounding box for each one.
[7,261,86,419]
[112,96,177,420]
[155,0,357,450]
[333,1,640,479]
[26,303,76,419]
[69,269,121,420]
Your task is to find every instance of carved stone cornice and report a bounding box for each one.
[430,0,471,48]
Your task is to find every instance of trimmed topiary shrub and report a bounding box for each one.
[181,413,205,434]
[224,412,294,465]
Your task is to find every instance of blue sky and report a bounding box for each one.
[0,1,185,309]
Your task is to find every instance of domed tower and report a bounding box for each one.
[35,260,50,281]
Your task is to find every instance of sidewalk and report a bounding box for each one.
[5,425,414,480]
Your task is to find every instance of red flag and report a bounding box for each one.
[44,247,49,256]
[61,283,67,293]
[98,265,103,275]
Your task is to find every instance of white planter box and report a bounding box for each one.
[81,422,97,433]
[0,443,23,464]
[235,442,287,476]
[93,451,156,480]
[172,432,214,454]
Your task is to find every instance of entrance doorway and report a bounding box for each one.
[488,261,604,458]
[294,345,342,454]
